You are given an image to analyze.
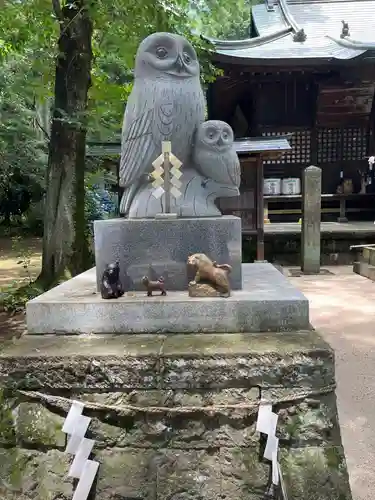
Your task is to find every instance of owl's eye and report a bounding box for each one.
[222,131,228,139]
[156,47,168,59]
[183,52,191,64]
[208,131,215,139]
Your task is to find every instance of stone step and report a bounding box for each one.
[26,263,310,334]
[0,331,331,392]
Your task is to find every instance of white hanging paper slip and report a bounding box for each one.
[69,438,96,478]
[264,433,279,461]
[66,434,83,455]
[256,403,273,434]
[271,451,279,485]
[71,415,91,438]
[279,463,289,500]
[62,401,84,434]
[269,411,278,436]
[72,460,99,500]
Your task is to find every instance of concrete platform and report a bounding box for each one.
[26,263,309,334]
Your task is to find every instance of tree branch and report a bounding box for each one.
[34,116,51,142]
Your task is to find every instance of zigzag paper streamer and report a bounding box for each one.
[256,400,280,487]
[62,401,99,500]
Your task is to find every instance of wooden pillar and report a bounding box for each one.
[256,154,265,261]
[264,198,270,224]
[338,197,348,223]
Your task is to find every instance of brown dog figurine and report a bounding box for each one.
[187,253,232,297]
[141,276,167,296]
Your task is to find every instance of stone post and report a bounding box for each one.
[301,165,322,274]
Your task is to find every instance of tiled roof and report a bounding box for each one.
[252,4,288,35]
[211,0,375,62]
[86,138,292,157]
[235,136,292,153]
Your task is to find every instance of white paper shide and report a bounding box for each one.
[256,400,280,487]
[62,401,99,500]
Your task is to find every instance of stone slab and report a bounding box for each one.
[0,331,333,391]
[26,263,309,334]
[93,215,242,291]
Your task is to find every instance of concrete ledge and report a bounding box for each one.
[26,263,309,334]
[0,330,333,391]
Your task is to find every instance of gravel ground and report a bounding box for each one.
[289,266,375,500]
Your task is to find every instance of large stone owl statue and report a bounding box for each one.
[119,32,206,215]
[192,120,241,188]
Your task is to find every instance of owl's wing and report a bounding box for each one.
[119,90,158,188]
[228,151,241,187]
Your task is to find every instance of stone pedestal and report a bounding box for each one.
[0,331,352,500]
[26,263,309,334]
[94,216,242,292]
[188,281,224,297]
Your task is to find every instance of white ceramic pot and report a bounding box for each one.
[264,178,281,195]
[282,178,301,195]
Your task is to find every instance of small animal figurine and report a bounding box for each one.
[341,20,350,38]
[141,276,167,297]
[187,253,232,297]
[100,262,124,299]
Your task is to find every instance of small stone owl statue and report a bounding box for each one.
[192,120,241,188]
[119,32,206,216]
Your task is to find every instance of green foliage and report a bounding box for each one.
[0,0,246,294]
[0,56,48,222]
[0,236,43,313]
[0,0,222,174]
[189,0,254,40]
[0,281,43,313]
[84,168,118,238]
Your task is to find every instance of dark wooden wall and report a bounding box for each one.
[208,65,375,195]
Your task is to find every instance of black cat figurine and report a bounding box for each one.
[100,261,124,299]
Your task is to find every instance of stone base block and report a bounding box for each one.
[0,331,352,500]
[188,281,225,297]
[26,263,309,334]
[94,215,242,291]
[353,261,375,281]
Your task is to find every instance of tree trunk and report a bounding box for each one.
[39,0,92,288]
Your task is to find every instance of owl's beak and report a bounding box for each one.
[217,137,224,146]
[176,55,184,72]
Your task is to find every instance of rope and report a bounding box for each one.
[18,384,336,416]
